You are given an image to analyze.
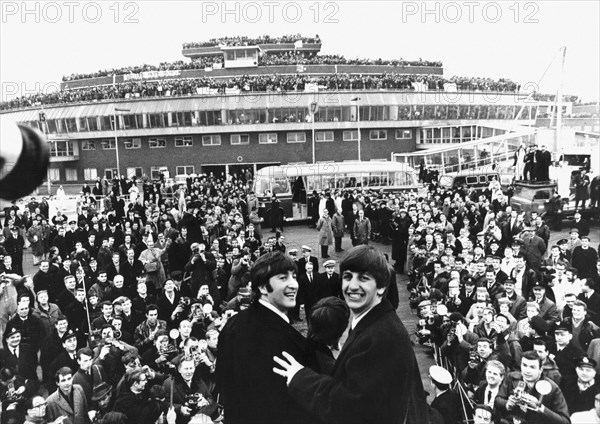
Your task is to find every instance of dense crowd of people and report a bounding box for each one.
[182,34,321,49]
[61,51,442,82]
[259,51,443,67]
[62,58,225,82]
[0,155,598,423]
[1,73,520,111]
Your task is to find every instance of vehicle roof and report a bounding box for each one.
[255,161,415,178]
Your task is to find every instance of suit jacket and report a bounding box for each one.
[430,390,462,424]
[288,300,426,424]
[537,297,560,326]
[217,301,320,424]
[0,344,38,380]
[120,259,144,289]
[46,384,91,424]
[551,342,584,380]
[297,256,319,277]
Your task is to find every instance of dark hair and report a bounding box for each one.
[55,367,73,383]
[77,347,94,360]
[533,338,549,351]
[250,251,297,294]
[100,301,112,309]
[477,338,492,348]
[146,304,159,315]
[340,245,390,289]
[98,412,128,424]
[121,351,140,366]
[308,297,350,346]
[521,350,542,367]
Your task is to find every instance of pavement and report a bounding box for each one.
[20,216,600,403]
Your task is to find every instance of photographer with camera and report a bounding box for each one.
[440,312,480,374]
[94,324,137,388]
[141,330,177,374]
[184,243,217,301]
[496,351,569,424]
[462,338,501,390]
[162,355,219,424]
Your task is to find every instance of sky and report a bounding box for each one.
[1,1,599,102]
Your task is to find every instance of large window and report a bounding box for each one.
[343,130,359,141]
[176,166,195,175]
[150,167,167,180]
[104,168,118,179]
[259,133,277,144]
[84,168,98,180]
[202,135,221,146]
[50,141,76,157]
[126,167,143,179]
[175,136,193,147]
[369,130,387,140]
[82,140,96,151]
[48,168,60,181]
[172,112,193,127]
[65,168,78,181]
[149,138,166,148]
[316,131,334,142]
[124,138,141,149]
[102,139,116,150]
[287,132,306,143]
[230,134,250,145]
[395,129,412,140]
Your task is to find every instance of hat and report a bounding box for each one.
[323,260,336,267]
[429,365,452,385]
[301,245,312,252]
[61,329,78,343]
[464,277,477,285]
[576,356,597,369]
[531,280,546,290]
[477,231,485,237]
[570,228,579,234]
[555,322,571,333]
[91,382,113,401]
[557,238,569,245]
[474,404,493,415]
[418,300,431,308]
[522,226,535,232]
[288,248,298,254]
[529,316,549,334]
[503,279,516,285]
[3,326,20,340]
[9,226,18,232]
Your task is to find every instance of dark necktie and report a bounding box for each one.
[486,390,492,404]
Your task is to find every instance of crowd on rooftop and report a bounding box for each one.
[1,73,520,111]
[182,34,321,49]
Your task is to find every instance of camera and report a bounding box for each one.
[179,297,191,307]
[184,393,209,415]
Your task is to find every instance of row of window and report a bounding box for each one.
[49,165,196,182]
[79,129,412,151]
[22,104,538,135]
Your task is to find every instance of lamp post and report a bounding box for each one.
[113,107,130,178]
[310,101,318,164]
[351,97,361,161]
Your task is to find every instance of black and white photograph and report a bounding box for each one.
[0,1,599,423]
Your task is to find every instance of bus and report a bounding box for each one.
[252,161,419,224]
